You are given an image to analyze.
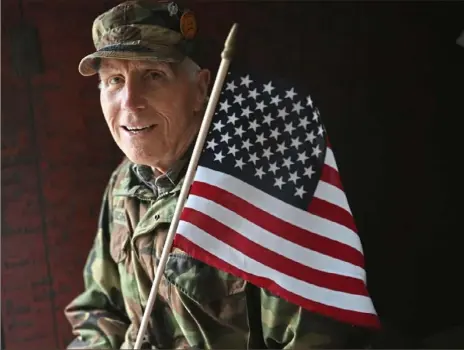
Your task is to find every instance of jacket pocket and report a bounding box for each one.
[110,225,130,263]
[163,252,247,323]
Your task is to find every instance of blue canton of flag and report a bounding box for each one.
[202,72,325,207]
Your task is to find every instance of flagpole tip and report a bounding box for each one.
[221,23,239,60]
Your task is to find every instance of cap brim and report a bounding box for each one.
[78,46,186,76]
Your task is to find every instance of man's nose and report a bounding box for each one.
[121,80,147,112]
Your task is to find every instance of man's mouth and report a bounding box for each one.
[122,124,156,134]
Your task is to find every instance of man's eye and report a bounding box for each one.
[148,71,164,80]
[108,76,123,85]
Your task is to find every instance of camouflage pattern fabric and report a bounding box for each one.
[64,158,376,349]
[78,0,198,76]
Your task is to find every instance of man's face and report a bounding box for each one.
[98,58,210,170]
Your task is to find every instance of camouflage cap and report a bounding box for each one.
[78,0,199,76]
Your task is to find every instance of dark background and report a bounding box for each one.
[2,0,463,348]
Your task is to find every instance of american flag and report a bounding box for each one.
[173,68,380,328]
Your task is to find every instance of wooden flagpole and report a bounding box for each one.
[134,23,239,349]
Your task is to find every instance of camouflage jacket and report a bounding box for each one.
[64,158,376,349]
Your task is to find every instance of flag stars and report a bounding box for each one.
[297,151,309,164]
[263,81,274,94]
[256,100,266,112]
[242,139,252,151]
[306,95,313,107]
[255,167,265,179]
[271,95,282,106]
[241,75,252,88]
[285,88,297,100]
[312,109,320,122]
[207,138,218,150]
[248,88,260,100]
[234,125,245,138]
[283,156,294,169]
[270,128,281,140]
[295,186,307,198]
[263,113,273,126]
[213,120,225,132]
[214,151,225,163]
[220,132,231,144]
[306,130,316,144]
[292,101,304,115]
[277,107,289,119]
[291,137,302,149]
[269,162,279,174]
[248,152,259,164]
[235,158,245,169]
[304,165,315,178]
[207,74,329,204]
[227,113,238,125]
[226,81,236,92]
[311,144,322,158]
[248,120,259,132]
[228,144,239,157]
[220,100,230,112]
[256,133,266,145]
[274,177,284,189]
[242,106,252,118]
[298,116,310,129]
[234,94,245,106]
[289,171,300,184]
[284,122,296,135]
[276,141,288,154]
[263,147,273,159]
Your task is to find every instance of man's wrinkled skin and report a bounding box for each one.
[65,59,376,349]
[99,59,210,171]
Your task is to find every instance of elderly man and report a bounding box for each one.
[65,1,376,348]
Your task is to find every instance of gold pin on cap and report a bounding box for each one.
[180,10,197,39]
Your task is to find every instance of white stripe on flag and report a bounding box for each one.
[184,194,366,280]
[194,166,362,252]
[177,220,377,314]
[314,180,352,214]
[325,147,338,170]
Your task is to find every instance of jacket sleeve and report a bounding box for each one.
[64,183,130,349]
[260,289,378,349]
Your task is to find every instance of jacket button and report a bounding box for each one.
[155,214,160,220]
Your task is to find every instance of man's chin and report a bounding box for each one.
[122,150,159,168]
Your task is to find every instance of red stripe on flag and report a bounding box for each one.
[308,197,358,233]
[189,182,364,267]
[320,164,344,191]
[181,207,369,295]
[173,234,381,329]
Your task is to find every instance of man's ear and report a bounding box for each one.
[193,68,211,112]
